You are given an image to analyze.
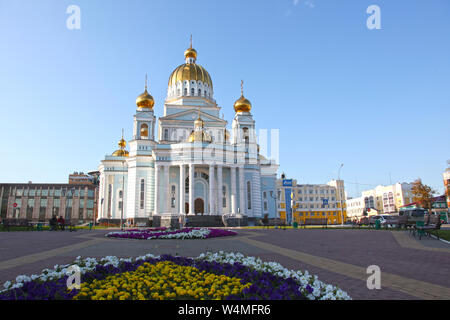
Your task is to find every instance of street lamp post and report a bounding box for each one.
[338,164,344,226]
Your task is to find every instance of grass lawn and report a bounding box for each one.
[430,229,450,241]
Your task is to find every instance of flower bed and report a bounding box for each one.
[106,228,237,240]
[0,252,351,300]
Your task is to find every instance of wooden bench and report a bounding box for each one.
[64,219,76,232]
[413,215,441,240]
[2,219,34,231]
[302,218,327,229]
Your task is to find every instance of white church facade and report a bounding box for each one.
[97,43,278,226]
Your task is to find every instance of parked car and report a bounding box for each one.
[380,215,399,228]
[368,215,384,225]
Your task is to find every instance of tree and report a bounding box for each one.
[411,179,436,213]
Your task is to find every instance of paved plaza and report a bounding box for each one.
[0,228,449,300]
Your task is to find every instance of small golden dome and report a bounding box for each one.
[136,88,154,109]
[234,80,252,113]
[118,137,126,149]
[112,149,129,157]
[112,132,129,157]
[184,47,197,60]
[234,95,252,113]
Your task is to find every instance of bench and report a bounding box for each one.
[412,215,441,240]
[302,218,327,229]
[2,219,34,231]
[64,220,76,232]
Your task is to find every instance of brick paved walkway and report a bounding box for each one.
[0,228,449,299]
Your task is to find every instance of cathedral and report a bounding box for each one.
[97,42,278,227]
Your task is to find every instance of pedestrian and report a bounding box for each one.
[49,216,58,231]
[58,216,65,231]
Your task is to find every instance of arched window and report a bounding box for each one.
[198,89,201,96]
[140,123,148,138]
[184,88,187,96]
[242,127,249,144]
[140,179,145,209]
[247,181,252,210]
[191,88,194,96]
[177,88,181,96]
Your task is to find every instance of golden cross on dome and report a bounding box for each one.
[145,73,148,91]
[241,80,244,96]
[190,34,193,49]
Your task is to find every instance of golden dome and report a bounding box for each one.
[184,47,197,60]
[234,95,252,113]
[112,149,129,157]
[168,63,213,89]
[234,80,251,113]
[118,137,126,149]
[112,133,129,157]
[136,88,154,109]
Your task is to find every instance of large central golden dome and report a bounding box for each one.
[168,46,213,89]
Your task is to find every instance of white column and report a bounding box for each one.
[209,165,215,215]
[231,166,237,214]
[154,164,159,215]
[188,164,194,215]
[217,165,223,215]
[239,165,245,215]
[164,164,169,213]
[179,164,185,215]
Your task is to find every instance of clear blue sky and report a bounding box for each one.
[0,0,449,197]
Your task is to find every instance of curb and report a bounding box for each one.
[429,234,450,245]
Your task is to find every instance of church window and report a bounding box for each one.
[198,89,201,96]
[177,89,181,96]
[164,129,169,141]
[222,185,227,208]
[140,179,145,209]
[264,201,268,212]
[191,88,194,96]
[247,181,252,210]
[184,88,187,96]
[140,123,148,138]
